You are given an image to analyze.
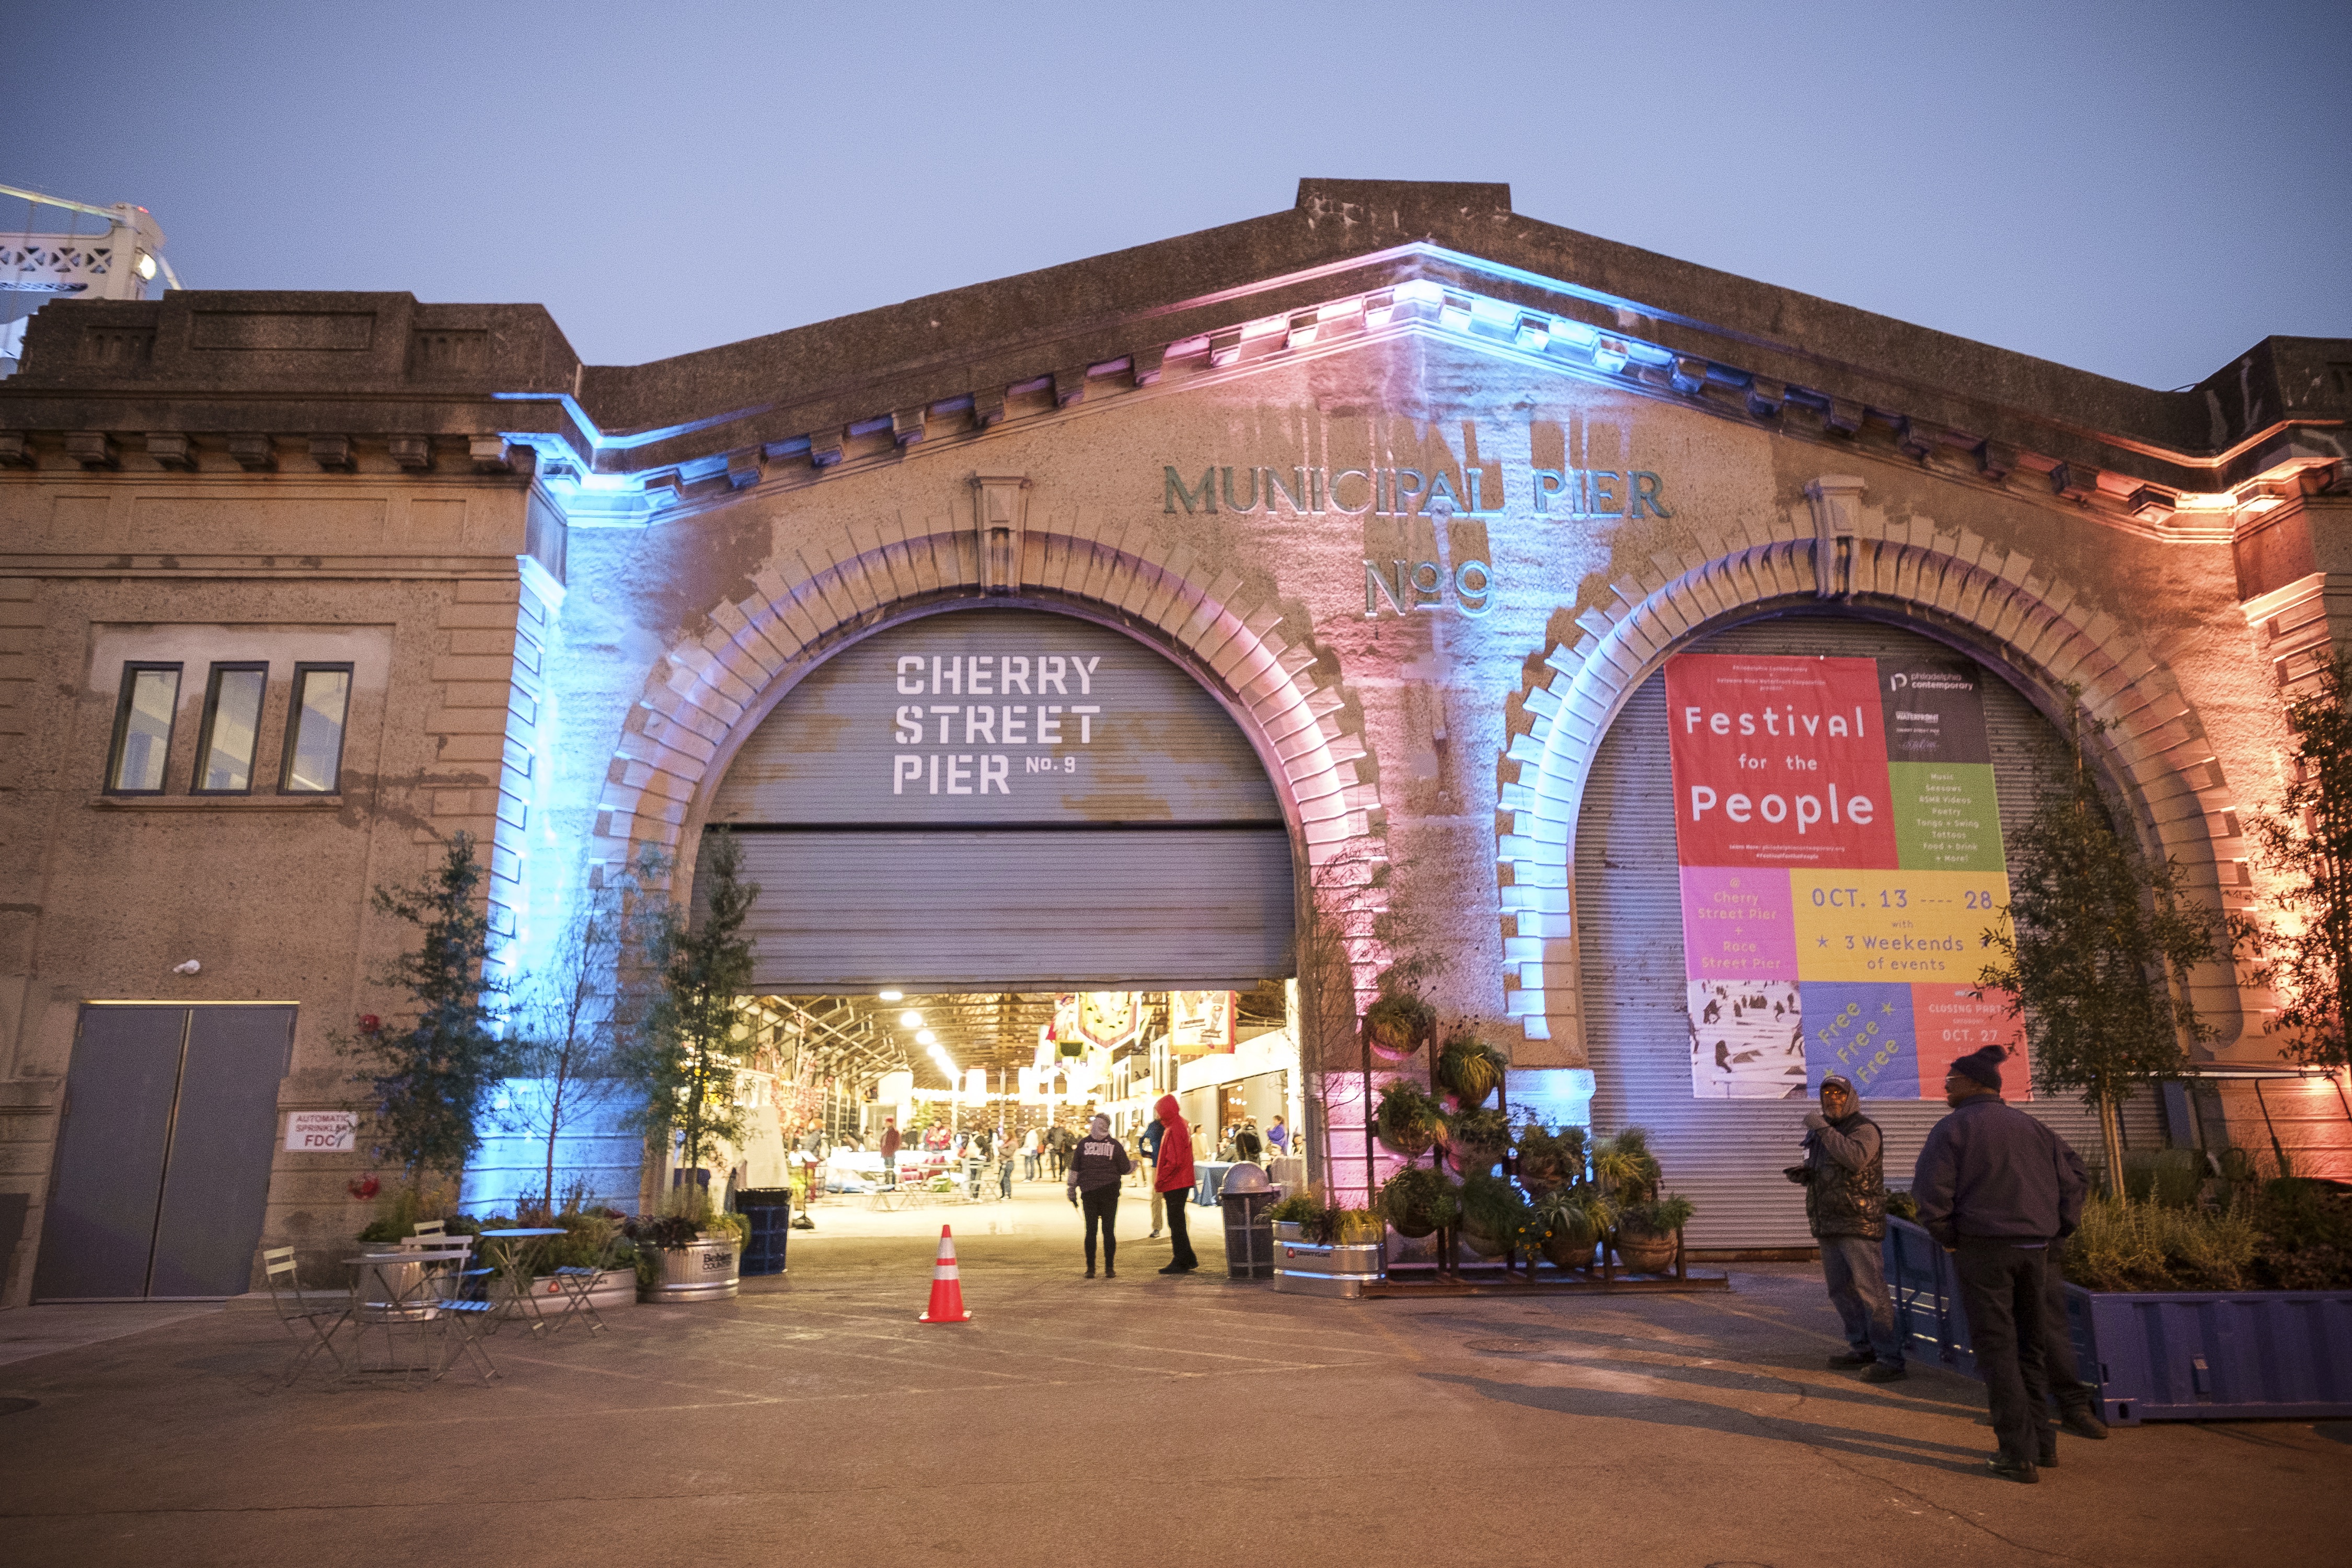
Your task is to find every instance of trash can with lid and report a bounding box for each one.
[1218,1163,1279,1279]
[734,1187,793,1276]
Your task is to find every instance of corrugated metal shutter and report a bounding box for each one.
[706,608,1293,992]
[711,608,1281,827]
[1576,615,2165,1248]
[725,827,1293,991]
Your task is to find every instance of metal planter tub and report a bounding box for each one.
[1272,1220,1383,1298]
[640,1238,740,1304]
[492,1269,639,1313]
[1884,1216,2352,1425]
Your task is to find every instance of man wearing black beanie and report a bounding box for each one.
[1913,1046,2087,1484]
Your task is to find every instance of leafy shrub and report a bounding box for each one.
[627,1214,702,1249]
[1266,1190,1319,1226]
[1378,1166,1460,1236]
[1592,1126,1661,1203]
[1375,1080,1448,1155]
[1615,1194,1695,1236]
[2121,1148,2206,1208]
[1515,1119,1588,1187]
[1458,1171,1529,1250]
[2063,1194,2254,1292]
[1267,1184,1380,1245]
[2247,1179,2352,1290]
[1365,992,1436,1051]
[1448,1106,1512,1171]
[1885,1189,1920,1223]
[1436,1034,1507,1105]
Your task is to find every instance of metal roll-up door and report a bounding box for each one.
[705,608,1294,991]
[725,826,1293,990]
[1576,615,2164,1249]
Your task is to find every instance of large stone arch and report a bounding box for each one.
[1498,485,2242,1052]
[585,505,1389,988]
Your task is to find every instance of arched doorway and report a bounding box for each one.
[691,604,1305,1223]
[710,606,1293,990]
[1573,613,2167,1248]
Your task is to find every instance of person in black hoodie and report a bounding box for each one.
[1065,1113,1133,1278]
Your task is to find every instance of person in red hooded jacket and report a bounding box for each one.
[1152,1093,1200,1273]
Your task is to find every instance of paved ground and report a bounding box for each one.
[1,1182,2344,1566]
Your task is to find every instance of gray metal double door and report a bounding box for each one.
[34,1004,294,1300]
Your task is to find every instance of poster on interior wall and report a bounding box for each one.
[1168,990,1236,1056]
[1664,652,2030,1100]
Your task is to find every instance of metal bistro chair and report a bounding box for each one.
[399,1229,491,1298]
[401,1236,500,1382]
[546,1230,620,1336]
[260,1246,351,1389]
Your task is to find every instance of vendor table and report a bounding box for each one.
[1194,1162,1236,1206]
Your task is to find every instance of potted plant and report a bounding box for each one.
[1378,1165,1460,1239]
[1374,1080,1449,1157]
[1435,1033,1507,1107]
[1526,1184,1610,1271]
[628,1188,745,1302]
[1447,1105,1513,1175]
[485,1208,640,1313]
[1591,1125,1661,1200]
[1611,1194,1694,1274]
[1593,1126,1688,1274]
[1886,1174,2352,1424]
[1364,991,1437,1062]
[1458,1171,1529,1258]
[1269,1186,1386,1297]
[1515,1119,1588,1194]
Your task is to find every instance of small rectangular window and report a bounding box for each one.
[192,663,268,793]
[106,663,183,793]
[281,663,353,794]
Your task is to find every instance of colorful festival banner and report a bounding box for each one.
[1666,653,2030,1100]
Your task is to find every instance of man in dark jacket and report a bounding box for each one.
[1913,1047,2087,1484]
[1785,1073,1904,1381]
[1065,1113,1133,1278]
[2037,1137,2111,1445]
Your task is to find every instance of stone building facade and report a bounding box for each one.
[3,180,2346,1300]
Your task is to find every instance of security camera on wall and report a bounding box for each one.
[171,959,201,975]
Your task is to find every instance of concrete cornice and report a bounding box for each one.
[4,179,2346,518]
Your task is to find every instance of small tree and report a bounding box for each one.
[1978,697,2223,1191]
[343,832,512,1195]
[628,827,759,1200]
[501,850,667,1214]
[2240,654,2352,1076]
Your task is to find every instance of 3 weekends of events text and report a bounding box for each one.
[888,652,1100,795]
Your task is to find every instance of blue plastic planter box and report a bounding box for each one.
[1883,1217,2352,1425]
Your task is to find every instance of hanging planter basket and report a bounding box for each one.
[1532,1197,1605,1269]
[1445,1107,1513,1175]
[1378,1168,1459,1240]
[1363,994,1436,1063]
[1436,1034,1507,1108]
[1460,1218,1513,1258]
[1374,1082,1448,1158]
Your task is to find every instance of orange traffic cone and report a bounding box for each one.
[919,1225,973,1323]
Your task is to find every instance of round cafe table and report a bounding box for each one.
[343,1252,440,1384]
[476,1227,567,1335]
